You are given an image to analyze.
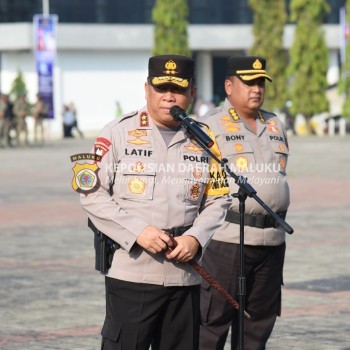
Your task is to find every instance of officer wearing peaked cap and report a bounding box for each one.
[199,56,290,350]
[79,54,231,350]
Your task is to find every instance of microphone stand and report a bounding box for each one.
[183,126,293,350]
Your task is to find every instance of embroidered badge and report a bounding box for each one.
[71,162,100,195]
[253,59,263,69]
[235,156,248,171]
[128,177,146,194]
[189,184,201,199]
[226,126,240,132]
[164,60,177,75]
[132,161,145,173]
[184,139,204,152]
[279,157,286,171]
[235,143,243,152]
[128,129,150,145]
[268,125,279,133]
[221,116,240,132]
[70,153,102,163]
[193,168,202,179]
[185,145,203,152]
[229,108,240,121]
[94,137,111,158]
[140,112,149,127]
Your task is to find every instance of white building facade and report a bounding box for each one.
[0,22,343,137]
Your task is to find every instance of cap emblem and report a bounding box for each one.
[253,59,263,70]
[164,60,178,75]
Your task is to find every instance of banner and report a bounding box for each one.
[340,7,349,64]
[33,14,58,119]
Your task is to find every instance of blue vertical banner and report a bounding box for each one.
[33,14,58,119]
[340,7,349,64]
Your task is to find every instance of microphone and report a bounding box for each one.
[170,105,214,148]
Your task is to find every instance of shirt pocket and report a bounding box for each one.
[271,142,289,175]
[183,167,209,205]
[115,158,156,199]
[222,141,256,174]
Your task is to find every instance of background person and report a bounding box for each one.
[62,103,75,138]
[199,56,290,350]
[0,93,8,147]
[13,93,30,146]
[32,93,48,143]
[80,54,231,350]
[69,102,84,138]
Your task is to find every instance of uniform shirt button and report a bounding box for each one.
[125,241,129,245]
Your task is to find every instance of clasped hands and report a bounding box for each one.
[136,225,199,262]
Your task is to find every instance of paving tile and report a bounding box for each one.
[0,136,349,349]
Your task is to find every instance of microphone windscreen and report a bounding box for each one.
[169,105,184,121]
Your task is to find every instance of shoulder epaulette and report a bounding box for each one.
[205,105,222,118]
[106,110,138,130]
[118,110,138,123]
[260,109,276,117]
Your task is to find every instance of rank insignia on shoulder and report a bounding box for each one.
[258,111,265,122]
[140,112,149,127]
[229,108,241,121]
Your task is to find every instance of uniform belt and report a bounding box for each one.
[225,210,287,229]
[162,225,192,237]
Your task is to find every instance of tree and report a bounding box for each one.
[248,0,287,112]
[287,0,330,131]
[10,69,28,100]
[339,0,350,118]
[152,0,191,56]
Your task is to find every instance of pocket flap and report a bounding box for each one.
[101,318,121,342]
[223,141,253,155]
[271,142,289,155]
[119,158,156,176]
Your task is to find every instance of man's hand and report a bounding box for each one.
[136,225,174,254]
[165,235,200,262]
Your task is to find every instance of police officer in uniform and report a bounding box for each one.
[199,56,290,350]
[80,54,231,350]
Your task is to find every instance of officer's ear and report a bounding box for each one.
[225,77,234,97]
[190,85,197,104]
[145,81,150,100]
